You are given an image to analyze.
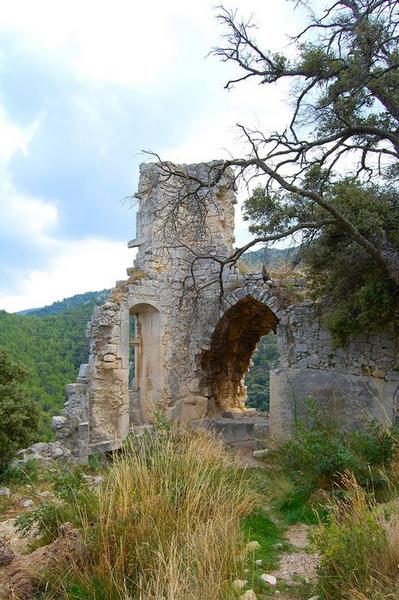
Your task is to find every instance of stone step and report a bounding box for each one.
[190,416,269,448]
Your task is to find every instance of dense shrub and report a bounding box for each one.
[280,400,399,501]
[0,348,41,473]
[301,180,399,345]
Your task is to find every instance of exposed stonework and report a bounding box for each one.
[47,161,398,461]
[270,301,399,436]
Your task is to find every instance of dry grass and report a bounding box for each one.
[45,428,258,599]
[313,473,399,600]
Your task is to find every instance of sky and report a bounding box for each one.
[0,0,306,312]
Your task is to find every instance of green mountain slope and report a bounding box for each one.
[0,291,110,438]
[241,246,300,268]
[18,289,110,317]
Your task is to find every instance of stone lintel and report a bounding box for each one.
[128,238,142,248]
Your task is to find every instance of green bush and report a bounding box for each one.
[0,347,41,473]
[280,400,399,501]
[0,458,40,484]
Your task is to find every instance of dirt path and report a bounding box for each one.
[271,523,320,598]
[233,447,320,598]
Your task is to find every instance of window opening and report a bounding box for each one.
[129,313,139,390]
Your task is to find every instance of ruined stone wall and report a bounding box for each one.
[270,300,399,436]
[52,161,399,461]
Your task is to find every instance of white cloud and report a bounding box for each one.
[0,0,297,88]
[0,0,307,311]
[0,106,41,163]
[0,1,179,87]
[0,238,133,312]
[0,107,58,245]
[0,106,133,312]
[159,74,292,246]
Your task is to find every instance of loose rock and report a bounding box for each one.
[252,449,268,458]
[12,441,72,469]
[260,573,277,586]
[240,591,257,600]
[0,522,87,598]
[0,489,10,497]
[20,499,34,509]
[245,540,261,553]
[233,579,248,589]
[0,540,15,566]
[36,491,52,499]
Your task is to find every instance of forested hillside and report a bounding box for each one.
[0,290,109,438]
[19,290,109,317]
[246,334,278,412]
[241,246,299,268]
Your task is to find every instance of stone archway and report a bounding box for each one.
[201,296,280,414]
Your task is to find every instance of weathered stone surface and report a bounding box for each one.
[0,523,87,599]
[12,442,72,469]
[260,574,277,586]
[252,449,268,458]
[269,367,399,437]
[240,590,257,600]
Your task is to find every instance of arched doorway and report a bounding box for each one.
[201,296,279,414]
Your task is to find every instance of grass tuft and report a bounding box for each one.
[39,428,258,599]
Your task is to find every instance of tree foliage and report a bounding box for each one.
[246,334,279,411]
[0,348,41,472]
[245,175,399,342]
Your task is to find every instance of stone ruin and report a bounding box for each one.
[47,162,399,463]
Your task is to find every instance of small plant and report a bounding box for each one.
[152,408,172,431]
[280,399,399,503]
[0,458,40,485]
[88,451,106,472]
[16,464,97,545]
